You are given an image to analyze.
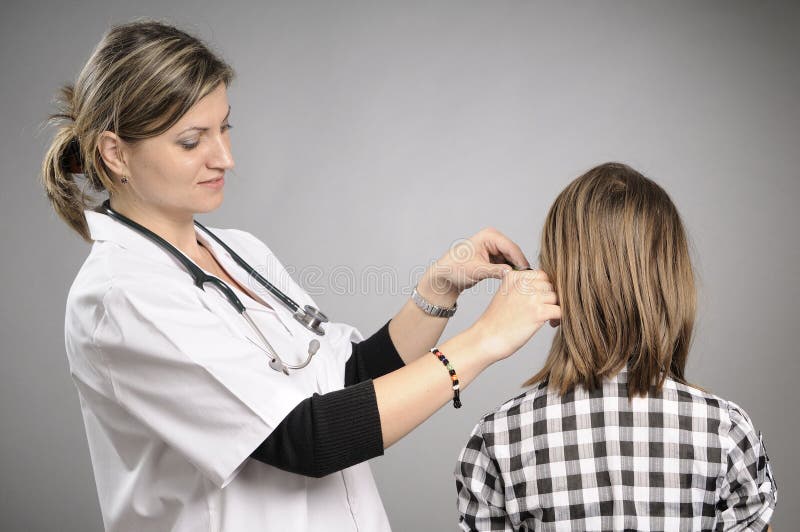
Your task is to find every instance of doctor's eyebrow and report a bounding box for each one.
[176,106,232,135]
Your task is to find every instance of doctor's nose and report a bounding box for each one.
[209,135,235,171]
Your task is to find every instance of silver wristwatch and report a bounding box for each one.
[411,287,457,318]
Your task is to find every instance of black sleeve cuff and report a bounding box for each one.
[250,380,384,478]
[312,380,384,476]
[345,320,405,385]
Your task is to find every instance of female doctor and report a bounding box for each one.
[42,21,560,532]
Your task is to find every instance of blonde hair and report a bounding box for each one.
[41,20,234,240]
[525,162,696,397]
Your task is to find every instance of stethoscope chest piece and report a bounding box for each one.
[294,305,328,336]
[100,200,331,375]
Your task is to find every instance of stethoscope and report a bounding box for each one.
[101,200,329,375]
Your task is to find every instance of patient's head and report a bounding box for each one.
[526,162,696,397]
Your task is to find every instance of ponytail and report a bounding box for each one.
[41,85,97,241]
[41,20,235,241]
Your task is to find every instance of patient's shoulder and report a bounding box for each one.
[478,380,552,428]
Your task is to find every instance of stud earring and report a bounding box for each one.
[121,175,129,184]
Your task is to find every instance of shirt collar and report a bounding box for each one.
[85,209,209,267]
[86,209,290,317]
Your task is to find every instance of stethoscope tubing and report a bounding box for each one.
[100,201,325,373]
[196,220,301,315]
[101,200,314,318]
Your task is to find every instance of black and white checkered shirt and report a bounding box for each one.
[456,366,776,531]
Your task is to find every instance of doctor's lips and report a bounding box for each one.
[199,175,225,188]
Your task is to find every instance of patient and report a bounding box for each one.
[455,163,777,531]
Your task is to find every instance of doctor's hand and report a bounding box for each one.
[419,227,530,300]
[375,268,560,448]
[468,269,561,362]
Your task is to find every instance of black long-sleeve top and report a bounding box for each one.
[249,320,405,477]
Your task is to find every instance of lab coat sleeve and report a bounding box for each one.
[92,280,309,488]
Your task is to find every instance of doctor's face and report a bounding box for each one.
[120,84,235,217]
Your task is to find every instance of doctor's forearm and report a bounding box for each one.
[374,328,494,448]
[388,273,459,364]
[250,319,447,477]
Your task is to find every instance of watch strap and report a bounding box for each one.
[411,287,457,318]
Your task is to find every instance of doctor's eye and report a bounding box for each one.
[221,123,233,133]
[179,139,199,150]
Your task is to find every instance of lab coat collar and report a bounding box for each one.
[85,209,181,263]
[85,209,296,325]
[86,209,228,265]
[85,209,244,283]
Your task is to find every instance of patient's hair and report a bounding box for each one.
[525,162,696,397]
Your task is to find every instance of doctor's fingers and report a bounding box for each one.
[506,273,556,297]
[536,304,562,325]
[506,284,562,324]
[476,227,530,270]
[532,281,556,300]
[535,290,558,305]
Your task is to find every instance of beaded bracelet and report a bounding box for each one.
[430,348,462,408]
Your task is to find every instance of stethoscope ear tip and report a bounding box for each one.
[103,202,328,375]
[308,339,320,357]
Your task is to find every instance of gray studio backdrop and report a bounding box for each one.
[1,1,797,530]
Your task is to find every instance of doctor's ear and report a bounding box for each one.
[97,131,130,179]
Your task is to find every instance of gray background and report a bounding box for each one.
[1,1,797,530]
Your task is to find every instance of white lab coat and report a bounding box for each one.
[64,210,392,532]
